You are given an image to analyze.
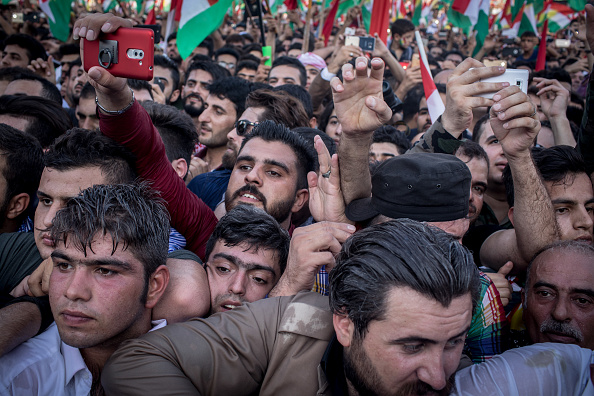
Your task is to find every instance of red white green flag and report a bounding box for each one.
[39,0,71,42]
[178,0,234,59]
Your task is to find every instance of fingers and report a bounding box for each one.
[73,14,133,41]
[27,258,52,297]
[449,57,488,80]
[498,261,514,276]
[314,135,331,173]
[87,66,128,93]
[369,57,384,82]
[329,153,340,185]
[491,87,533,121]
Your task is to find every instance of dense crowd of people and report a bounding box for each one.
[0,2,592,395]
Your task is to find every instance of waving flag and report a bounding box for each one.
[39,0,71,42]
[177,0,234,59]
[451,0,489,56]
[415,31,444,123]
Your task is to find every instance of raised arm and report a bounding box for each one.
[73,14,217,260]
[331,57,392,205]
[481,86,557,273]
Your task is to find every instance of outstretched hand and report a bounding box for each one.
[308,136,352,224]
[489,86,540,160]
[73,14,133,111]
[330,57,392,136]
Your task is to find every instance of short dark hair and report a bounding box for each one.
[44,128,137,184]
[455,140,489,171]
[197,36,214,58]
[270,56,307,87]
[390,19,415,38]
[472,114,491,143]
[242,43,262,55]
[204,205,290,274]
[292,126,336,169]
[154,55,181,91]
[50,183,170,293]
[240,120,317,189]
[58,43,80,59]
[127,79,154,100]
[274,84,313,119]
[521,31,538,39]
[140,101,197,168]
[245,89,310,129]
[0,95,72,148]
[372,125,411,155]
[329,218,480,339]
[235,60,258,74]
[206,77,251,119]
[215,46,240,63]
[79,82,95,100]
[185,60,230,84]
[5,71,62,104]
[1,34,47,63]
[0,123,43,212]
[503,145,586,207]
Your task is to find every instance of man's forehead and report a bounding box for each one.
[206,94,234,110]
[40,166,108,193]
[209,239,280,271]
[242,107,265,122]
[531,249,594,286]
[190,69,212,82]
[239,138,298,167]
[544,172,594,199]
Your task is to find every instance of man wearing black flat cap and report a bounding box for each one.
[345,152,471,241]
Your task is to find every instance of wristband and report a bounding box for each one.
[96,89,135,115]
[320,67,337,81]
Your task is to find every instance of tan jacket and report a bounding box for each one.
[102,292,335,395]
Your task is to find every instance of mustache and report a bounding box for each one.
[231,184,267,206]
[540,318,584,342]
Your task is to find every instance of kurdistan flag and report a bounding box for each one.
[39,0,70,42]
[538,1,577,33]
[178,0,234,59]
[449,0,489,56]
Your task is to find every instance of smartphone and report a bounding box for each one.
[136,24,162,44]
[23,12,41,23]
[475,68,529,99]
[410,53,420,68]
[502,37,516,45]
[501,47,521,58]
[483,59,507,68]
[452,27,460,34]
[345,36,376,52]
[555,39,571,48]
[83,27,154,81]
[11,13,23,24]
[438,31,447,38]
[345,27,356,36]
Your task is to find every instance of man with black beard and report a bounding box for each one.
[102,219,481,395]
[180,61,229,130]
[218,120,316,232]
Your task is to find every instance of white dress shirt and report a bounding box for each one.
[0,320,166,396]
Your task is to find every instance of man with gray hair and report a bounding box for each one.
[102,219,480,395]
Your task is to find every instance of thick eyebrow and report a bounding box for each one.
[533,281,558,290]
[264,159,290,174]
[211,104,226,114]
[212,252,277,277]
[389,327,470,345]
[474,181,488,190]
[329,115,339,120]
[51,250,133,271]
[572,288,594,298]
[551,199,577,206]
[236,155,254,163]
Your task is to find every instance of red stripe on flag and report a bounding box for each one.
[321,0,340,46]
[535,19,547,71]
[452,0,472,14]
[207,0,218,6]
[369,0,391,43]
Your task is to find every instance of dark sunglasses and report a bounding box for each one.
[235,119,259,136]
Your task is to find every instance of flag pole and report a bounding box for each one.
[415,30,445,122]
[302,0,314,54]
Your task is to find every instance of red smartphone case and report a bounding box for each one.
[83,27,154,81]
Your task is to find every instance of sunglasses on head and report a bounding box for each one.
[235,119,259,136]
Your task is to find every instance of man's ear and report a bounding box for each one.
[145,265,170,309]
[291,188,309,213]
[333,313,354,348]
[170,89,180,103]
[508,206,515,227]
[309,117,318,129]
[171,158,188,179]
[6,193,30,220]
